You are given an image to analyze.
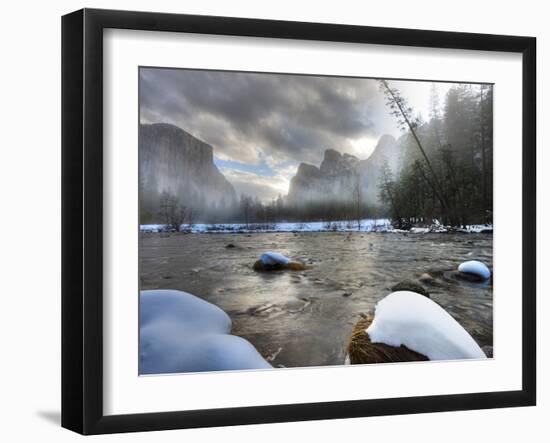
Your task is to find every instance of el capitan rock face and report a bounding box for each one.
[286,135,400,205]
[139,123,237,221]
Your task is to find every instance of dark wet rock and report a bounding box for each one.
[482,345,493,358]
[266,347,283,362]
[391,280,430,298]
[253,260,310,272]
[342,292,353,297]
[225,243,236,248]
[455,271,488,283]
[419,273,435,284]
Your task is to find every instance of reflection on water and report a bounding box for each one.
[140,232,493,368]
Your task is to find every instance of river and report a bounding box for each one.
[139,231,493,368]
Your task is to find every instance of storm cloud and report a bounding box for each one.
[140,68,398,163]
[139,67,448,200]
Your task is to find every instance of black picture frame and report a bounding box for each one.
[61,8,536,435]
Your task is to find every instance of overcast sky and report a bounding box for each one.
[140,68,453,201]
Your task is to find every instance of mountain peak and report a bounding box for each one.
[320,148,358,175]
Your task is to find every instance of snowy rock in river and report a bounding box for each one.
[347,313,428,364]
[366,291,486,361]
[140,290,271,374]
[458,260,491,281]
[260,251,290,266]
[253,252,309,271]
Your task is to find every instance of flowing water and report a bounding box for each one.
[139,231,493,368]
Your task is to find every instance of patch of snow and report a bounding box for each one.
[458,260,491,280]
[457,224,493,233]
[366,291,486,361]
[140,224,164,233]
[260,251,290,266]
[140,289,271,374]
[410,227,430,234]
[407,224,448,234]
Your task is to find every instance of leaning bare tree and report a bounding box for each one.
[378,79,452,224]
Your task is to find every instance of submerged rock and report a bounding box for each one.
[419,273,435,284]
[457,260,491,281]
[391,280,430,298]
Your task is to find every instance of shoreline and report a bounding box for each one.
[140,220,493,235]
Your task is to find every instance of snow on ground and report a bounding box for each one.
[409,227,430,234]
[140,290,271,374]
[140,218,392,233]
[366,291,486,361]
[457,224,493,233]
[260,252,290,265]
[458,260,491,280]
[140,220,493,234]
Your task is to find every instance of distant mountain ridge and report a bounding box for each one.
[357,134,401,203]
[139,122,401,223]
[287,135,400,205]
[139,123,237,221]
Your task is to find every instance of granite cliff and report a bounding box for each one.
[139,123,237,221]
[287,135,400,205]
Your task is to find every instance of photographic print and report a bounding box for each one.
[138,68,493,375]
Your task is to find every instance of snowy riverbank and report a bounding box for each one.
[140,219,493,234]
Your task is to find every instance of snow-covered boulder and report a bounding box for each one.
[140,290,271,374]
[347,313,428,364]
[260,251,290,266]
[366,291,486,361]
[458,260,491,281]
[253,252,309,271]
